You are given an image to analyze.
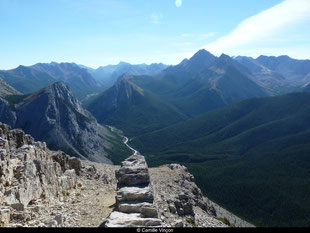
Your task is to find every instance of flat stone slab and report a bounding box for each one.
[116,166,149,176]
[117,186,153,203]
[118,201,158,218]
[105,212,162,228]
[117,173,150,187]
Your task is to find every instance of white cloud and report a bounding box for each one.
[175,0,182,8]
[150,12,163,24]
[204,0,310,57]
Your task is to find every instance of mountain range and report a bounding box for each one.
[85,49,270,137]
[1,49,310,227]
[0,62,104,100]
[235,55,310,94]
[85,61,169,89]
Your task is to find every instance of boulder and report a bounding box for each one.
[68,157,81,175]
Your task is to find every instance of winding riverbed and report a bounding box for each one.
[107,125,139,156]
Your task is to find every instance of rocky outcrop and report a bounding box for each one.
[105,154,162,227]
[0,122,80,227]
[149,164,228,228]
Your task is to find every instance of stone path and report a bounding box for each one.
[105,154,162,227]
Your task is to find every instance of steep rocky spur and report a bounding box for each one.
[0,82,121,163]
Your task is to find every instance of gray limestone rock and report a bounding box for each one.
[116,186,153,203]
[105,212,162,228]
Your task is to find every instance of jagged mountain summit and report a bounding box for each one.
[94,49,270,123]
[0,62,104,100]
[0,82,128,163]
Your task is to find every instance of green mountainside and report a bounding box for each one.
[131,92,310,227]
[87,77,188,137]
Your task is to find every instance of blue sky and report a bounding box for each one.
[0,0,309,69]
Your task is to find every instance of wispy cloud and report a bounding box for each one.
[204,0,310,57]
[150,12,163,24]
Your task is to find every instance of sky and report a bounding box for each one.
[0,0,309,69]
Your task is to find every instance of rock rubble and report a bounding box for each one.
[149,164,228,228]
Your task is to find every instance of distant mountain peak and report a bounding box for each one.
[180,58,189,66]
[219,53,230,59]
[186,49,217,69]
[116,73,133,83]
[116,76,144,95]
[219,53,234,63]
[47,81,70,93]
[190,49,215,60]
